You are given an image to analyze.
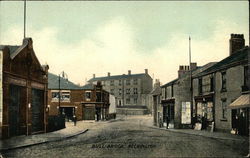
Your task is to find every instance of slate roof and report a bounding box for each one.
[161,78,178,88]
[48,72,82,90]
[81,84,95,90]
[195,47,249,78]
[0,45,20,56]
[150,86,161,95]
[88,73,150,82]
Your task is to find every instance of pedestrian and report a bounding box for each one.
[73,115,77,126]
[166,115,169,129]
[234,113,239,135]
[159,115,162,128]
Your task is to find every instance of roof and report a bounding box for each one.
[161,78,178,88]
[48,72,82,90]
[88,73,151,82]
[161,62,218,88]
[196,47,249,77]
[228,94,250,109]
[151,86,161,95]
[81,84,95,90]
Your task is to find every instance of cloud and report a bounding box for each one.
[1,18,248,85]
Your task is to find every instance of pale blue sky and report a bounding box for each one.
[0,1,249,84]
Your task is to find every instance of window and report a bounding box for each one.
[243,66,249,91]
[171,85,174,97]
[126,79,130,85]
[198,78,203,95]
[110,89,114,95]
[134,98,137,104]
[119,80,122,86]
[118,89,122,95]
[133,88,138,94]
[210,77,214,92]
[96,91,101,102]
[126,98,130,104]
[133,79,138,85]
[221,99,227,120]
[85,91,91,101]
[52,91,70,102]
[126,88,130,94]
[61,92,70,102]
[51,92,59,102]
[221,72,227,91]
[110,80,114,86]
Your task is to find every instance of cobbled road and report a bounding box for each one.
[2,115,248,158]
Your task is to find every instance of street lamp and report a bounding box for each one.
[58,71,68,115]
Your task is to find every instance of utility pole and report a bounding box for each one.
[189,36,193,127]
[24,0,26,38]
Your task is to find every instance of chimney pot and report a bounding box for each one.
[145,69,148,74]
[93,74,96,78]
[229,33,245,55]
[128,70,131,75]
[108,72,110,77]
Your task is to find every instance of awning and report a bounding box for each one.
[228,94,250,109]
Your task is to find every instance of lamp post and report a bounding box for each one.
[58,71,68,115]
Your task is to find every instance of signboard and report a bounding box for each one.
[0,51,3,126]
[181,102,191,124]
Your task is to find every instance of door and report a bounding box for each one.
[32,89,44,133]
[153,96,158,125]
[83,106,95,120]
[9,85,21,137]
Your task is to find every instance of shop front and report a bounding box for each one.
[161,99,175,128]
[194,94,214,130]
[229,94,249,136]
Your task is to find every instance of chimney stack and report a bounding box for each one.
[107,72,110,77]
[229,34,245,56]
[145,69,148,74]
[178,65,190,78]
[128,70,131,75]
[93,74,96,78]
[190,62,197,71]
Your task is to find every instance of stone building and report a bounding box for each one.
[150,79,161,126]
[0,38,49,139]
[88,69,153,115]
[79,82,110,121]
[193,34,249,135]
[47,72,83,121]
[159,62,216,129]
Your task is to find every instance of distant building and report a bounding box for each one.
[0,38,49,139]
[150,79,161,126]
[88,69,153,114]
[193,34,249,135]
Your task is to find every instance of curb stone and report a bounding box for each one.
[0,129,88,152]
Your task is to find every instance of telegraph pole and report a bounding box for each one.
[24,0,26,38]
[189,36,193,127]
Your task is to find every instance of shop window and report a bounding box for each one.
[221,72,227,92]
[221,99,227,120]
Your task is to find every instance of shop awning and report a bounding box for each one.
[228,94,250,109]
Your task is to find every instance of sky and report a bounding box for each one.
[0,1,249,85]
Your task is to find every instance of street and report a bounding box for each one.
[2,115,248,158]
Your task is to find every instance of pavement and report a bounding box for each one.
[0,121,89,152]
[0,115,248,152]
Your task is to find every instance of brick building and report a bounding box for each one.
[80,82,110,121]
[47,72,83,121]
[193,34,249,135]
[88,69,152,114]
[0,38,49,139]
